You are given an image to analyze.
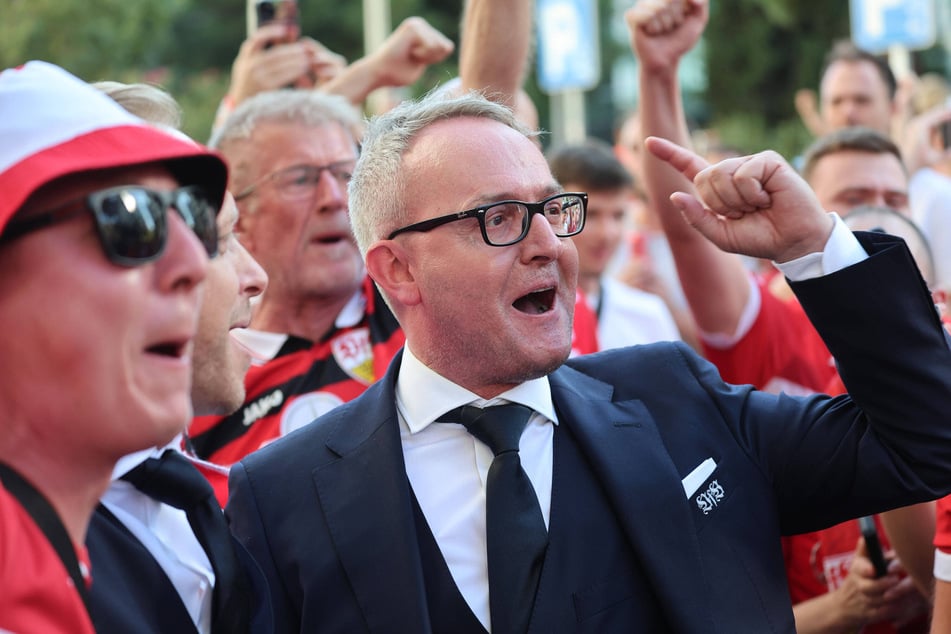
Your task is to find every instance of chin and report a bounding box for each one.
[191,386,246,418]
[520,344,572,379]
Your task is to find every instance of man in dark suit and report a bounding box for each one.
[226,88,951,633]
[83,82,270,634]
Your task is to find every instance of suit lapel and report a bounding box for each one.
[311,352,432,633]
[549,365,717,632]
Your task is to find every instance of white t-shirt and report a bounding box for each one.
[588,277,680,350]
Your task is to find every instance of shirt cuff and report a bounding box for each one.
[773,213,868,282]
[935,548,951,582]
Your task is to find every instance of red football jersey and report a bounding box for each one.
[0,483,95,634]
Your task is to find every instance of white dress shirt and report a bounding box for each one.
[100,437,214,634]
[396,347,557,631]
[396,213,866,631]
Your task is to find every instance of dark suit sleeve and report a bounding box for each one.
[227,462,296,634]
[689,232,951,532]
[792,231,951,472]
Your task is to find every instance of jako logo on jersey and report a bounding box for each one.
[242,389,284,427]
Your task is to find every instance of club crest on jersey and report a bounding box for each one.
[331,328,374,385]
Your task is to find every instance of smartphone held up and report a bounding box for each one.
[247,0,299,37]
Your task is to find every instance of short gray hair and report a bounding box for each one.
[93,81,182,130]
[348,90,536,256]
[209,89,363,150]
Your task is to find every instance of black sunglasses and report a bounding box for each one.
[1,185,219,267]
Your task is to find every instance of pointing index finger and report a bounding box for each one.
[645,136,710,181]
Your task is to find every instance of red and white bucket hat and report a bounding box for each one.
[0,60,228,237]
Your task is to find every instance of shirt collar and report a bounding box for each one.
[395,345,558,435]
[110,434,184,481]
[232,287,369,364]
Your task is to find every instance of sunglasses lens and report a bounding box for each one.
[92,188,167,265]
[174,186,219,258]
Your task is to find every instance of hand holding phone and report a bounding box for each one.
[247,0,299,38]
[858,515,890,578]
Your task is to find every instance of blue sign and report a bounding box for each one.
[536,0,600,93]
[850,0,936,52]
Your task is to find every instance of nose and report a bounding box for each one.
[867,192,889,208]
[157,210,208,293]
[519,212,563,263]
[842,100,862,122]
[236,239,268,299]
[314,169,348,213]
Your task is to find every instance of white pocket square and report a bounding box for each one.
[681,458,717,498]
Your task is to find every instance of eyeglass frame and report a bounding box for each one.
[233,159,358,202]
[0,184,220,267]
[386,192,588,247]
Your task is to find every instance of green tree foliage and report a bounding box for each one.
[703,0,850,156]
[1,0,462,140]
[1,0,186,78]
[2,0,945,156]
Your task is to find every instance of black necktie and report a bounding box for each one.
[439,404,548,634]
[121,449,250,634]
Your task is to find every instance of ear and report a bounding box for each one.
[365,241,421,307]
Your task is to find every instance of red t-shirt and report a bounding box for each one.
[702,275,837,395]
[933,495,951,553]
[0,483,95,634]
[571,288,599,356]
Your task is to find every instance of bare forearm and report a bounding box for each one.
[931,579,951,633]
[793,591,862,634]
[880,502,936,599]
[320,56,381,106]
[459,0,531,106]
[639,65,750,336]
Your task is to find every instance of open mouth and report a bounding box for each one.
[146,340,188,359]
[312,231,349,245]
[513,287,556,314]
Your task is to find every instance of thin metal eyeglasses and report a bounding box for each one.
[233,159,357,201]
[387,192,587,247]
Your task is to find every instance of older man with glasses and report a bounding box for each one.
[186,90,408,474]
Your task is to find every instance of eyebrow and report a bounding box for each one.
[461,184,564,209]
[834,187,907,197]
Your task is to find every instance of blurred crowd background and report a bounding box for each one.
[5,0,949,157]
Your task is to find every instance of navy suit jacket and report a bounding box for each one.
[227,233,951,633]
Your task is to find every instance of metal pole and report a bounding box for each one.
[549,89,587,147]
[362,0,391,114]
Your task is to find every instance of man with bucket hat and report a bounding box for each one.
[0,60,227,633]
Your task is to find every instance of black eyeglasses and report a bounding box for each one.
[1,185,219,267]
[387,192,587,247]
[234,160,357,202]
